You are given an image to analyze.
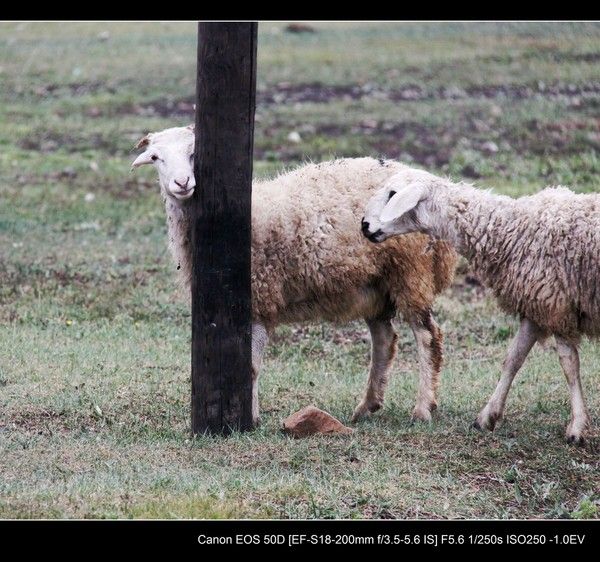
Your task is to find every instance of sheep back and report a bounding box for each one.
[250,158,457,325]
[461,186,600,339]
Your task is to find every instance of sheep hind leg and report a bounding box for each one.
[475,317,542,432]
[251,321,269,426]
[351,318,398,422]
[409,309,443,423]
[555,336,589,445]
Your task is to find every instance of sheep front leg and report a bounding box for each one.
[251,321,269,426]
[409,309,443,422]
[555,336,589,445]
[351,318,398,422]
[475,317,541,431]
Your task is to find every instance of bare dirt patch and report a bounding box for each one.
[91,80,600,121]
[31,81,114,99]
[258,81,600,107]
[1,408,100,436]
[18,131,124,155]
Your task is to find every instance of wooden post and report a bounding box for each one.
[191,22,257,435]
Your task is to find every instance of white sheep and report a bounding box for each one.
[362,167,598,443]
[132,126,458,426]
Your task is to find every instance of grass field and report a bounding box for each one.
[1,22,599,519]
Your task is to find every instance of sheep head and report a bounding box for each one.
[361,169,436,243]
[132,125,196,202]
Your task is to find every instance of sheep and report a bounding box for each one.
[131,125,458,426]
[362,167,598,443]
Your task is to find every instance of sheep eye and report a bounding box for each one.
[151,155,159,162]
[387,190,396,201]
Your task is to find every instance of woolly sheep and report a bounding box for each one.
[132,126,458,426]
[362,168,597,443]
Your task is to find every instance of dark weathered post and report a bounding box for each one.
[191,22,257,435]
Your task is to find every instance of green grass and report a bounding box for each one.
[1,22,599,519]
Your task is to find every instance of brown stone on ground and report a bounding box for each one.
[282,406,354,438]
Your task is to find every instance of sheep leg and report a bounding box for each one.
[409,309,444,422]
[251,321,269,426]
[555,336,589,445]
[351,318,398,422]
[475,318,541,431]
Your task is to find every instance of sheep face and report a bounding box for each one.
[132,125,196,202]
[362,170,432,243]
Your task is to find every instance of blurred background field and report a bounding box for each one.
[0,22,599,519]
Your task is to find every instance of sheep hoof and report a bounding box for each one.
[474,411,500,432]
[566,434,586,446]
[566,419,588,446]
[350,407,368,424]
[411,407,432,423]
[351,402,381,423]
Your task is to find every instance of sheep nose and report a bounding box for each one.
[361,218,383,242]
[361,218,371,235]
[174,177,189,188]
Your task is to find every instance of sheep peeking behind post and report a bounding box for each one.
[362,168,598,444]
[132,126,458,426]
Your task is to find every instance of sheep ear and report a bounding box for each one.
[134,134,152,149]
[380,184,426,223]
[131,150,154,169]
